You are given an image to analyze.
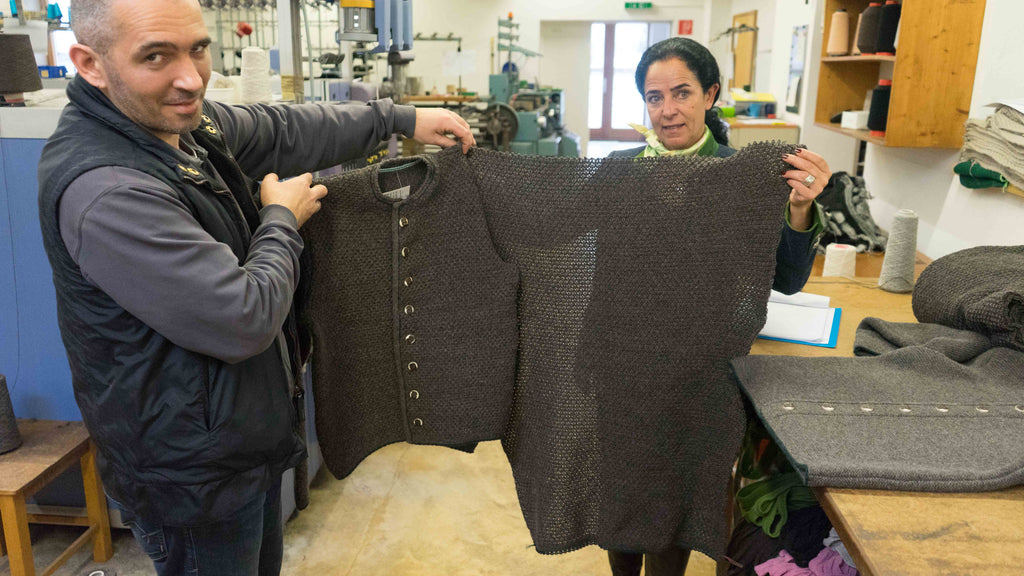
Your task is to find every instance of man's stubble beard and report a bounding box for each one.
[104,67,204,138]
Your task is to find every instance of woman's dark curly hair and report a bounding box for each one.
[634,37,728,146]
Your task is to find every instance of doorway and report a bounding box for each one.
[731,11,757,91]
[588,21,672,143]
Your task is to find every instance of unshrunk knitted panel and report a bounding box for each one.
[912,245,1024,351]
[732,318,1024,493]
[300,142,795,557]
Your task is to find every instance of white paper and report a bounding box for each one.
[761,302,834,342]
[760,290,838,345]
[442,49,477,77]
[986,99,1024,115]
[768,289,830,308]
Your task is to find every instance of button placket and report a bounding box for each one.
[398,208,421,429]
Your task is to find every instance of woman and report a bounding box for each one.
[604,37,831,576]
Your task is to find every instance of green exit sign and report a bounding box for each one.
[625,2,653,8]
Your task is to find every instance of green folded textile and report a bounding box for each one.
[955,160,1009,190]
[737,472,819,538]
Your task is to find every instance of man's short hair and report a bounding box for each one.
[71,0,115,53]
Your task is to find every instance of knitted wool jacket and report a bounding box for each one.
[731,245,1024,493]
[299,142,796,556]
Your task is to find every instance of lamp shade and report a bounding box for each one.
[0,374,21,454]
[0,34,44,94]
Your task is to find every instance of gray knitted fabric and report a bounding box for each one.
[912,245,1024,351]
[732,246,1024,492]
[300,142,795,556]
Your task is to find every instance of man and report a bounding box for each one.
[37,0,475,574]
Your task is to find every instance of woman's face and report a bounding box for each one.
[643,57,719,150]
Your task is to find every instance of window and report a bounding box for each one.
[589,21,671,142]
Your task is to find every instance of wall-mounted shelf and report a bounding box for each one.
[821,54,896,63]
[815,0,987,148]
[813,122,886,146]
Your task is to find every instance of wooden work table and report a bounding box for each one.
[748,256,1024,575]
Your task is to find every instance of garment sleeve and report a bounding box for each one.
[59,166,302,364]
[203,98,417,179]
[772,201,826,295]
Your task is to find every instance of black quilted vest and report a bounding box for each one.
[37,77,304,525]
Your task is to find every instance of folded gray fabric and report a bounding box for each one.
[854,317,993,361]
[912,245,1024,351]
[962,106,1024,190]
[732,336,1024,491]
[733,245,1024,492]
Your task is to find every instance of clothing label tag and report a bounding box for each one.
[384,186,411,201]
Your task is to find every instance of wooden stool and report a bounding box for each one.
[0,419,113,576]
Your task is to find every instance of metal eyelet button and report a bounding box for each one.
[1015,405,1024,414]
[936,406,950,413]
[821,404,835,412]
[408,361,418,372]
[976,406,990,413]
[404,304,415,315]
[412,418,423,427]
[405,334,416,344]
[782,402,795,411]
[900,407,912,413]
[860,406,873,412]
[399,216,409,228]
[404,277,413,287]
[401,247,410,257]
[409,390,420,400]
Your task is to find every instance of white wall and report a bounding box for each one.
[864,0,1024,259]
[707,0,734,87]
[539,21,592,154]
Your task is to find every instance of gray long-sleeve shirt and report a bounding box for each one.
[59,99,416,363]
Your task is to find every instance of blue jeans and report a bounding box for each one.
[121,476,283,576]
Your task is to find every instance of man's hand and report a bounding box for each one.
[413,108,476,153]
[260,173,328,229]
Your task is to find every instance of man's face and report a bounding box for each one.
[98,0,212,142]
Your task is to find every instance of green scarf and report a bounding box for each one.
[628,123,719,158]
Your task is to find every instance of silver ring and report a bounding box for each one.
[801,174,816,188]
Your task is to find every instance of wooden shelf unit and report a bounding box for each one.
[815,0,986,148]
[822,54,896,63]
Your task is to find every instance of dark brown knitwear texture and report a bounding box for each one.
[912,245,1024,351]
[299,142,795,557]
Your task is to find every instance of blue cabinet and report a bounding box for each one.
[1,138,79,421]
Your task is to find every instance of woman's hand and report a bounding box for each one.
[782,148,832,232]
